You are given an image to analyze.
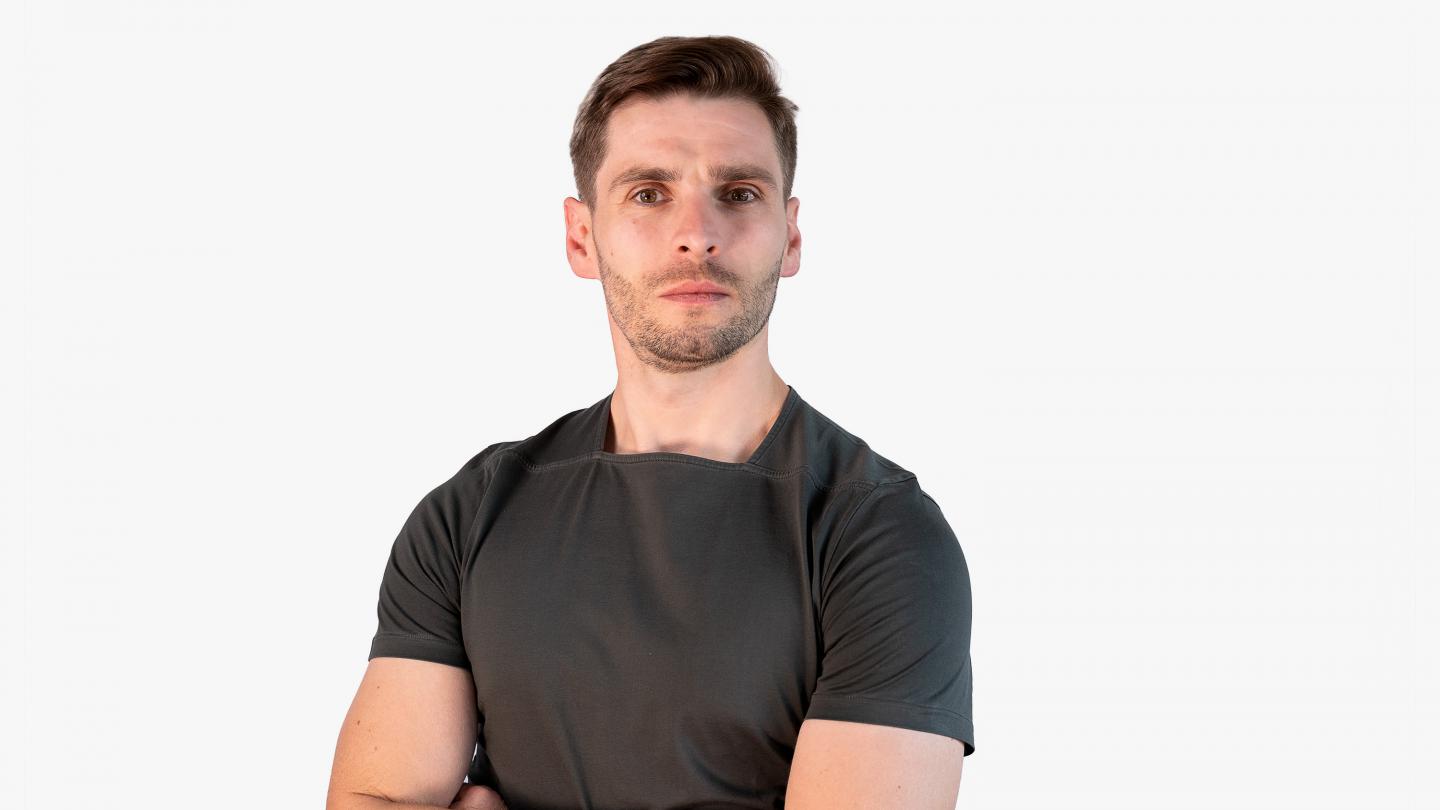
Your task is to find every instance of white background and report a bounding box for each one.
[4,1,1436,808]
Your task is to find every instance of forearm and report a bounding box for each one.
[330,792,452,810]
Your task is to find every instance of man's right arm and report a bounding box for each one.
[325,657,480,810]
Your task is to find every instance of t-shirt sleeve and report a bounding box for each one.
[367,470,477,671]
[805,479,976,756]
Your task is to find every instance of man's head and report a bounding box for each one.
[563,36,802,375]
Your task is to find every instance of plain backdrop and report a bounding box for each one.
[3,1,1437,808]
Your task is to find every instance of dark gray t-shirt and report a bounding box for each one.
[368,385,974,809]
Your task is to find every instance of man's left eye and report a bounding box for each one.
[729,188,759,203]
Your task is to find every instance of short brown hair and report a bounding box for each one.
[569,35,800,210]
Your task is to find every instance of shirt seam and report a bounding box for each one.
[371,631,465,647]
[831,478,925,550]
[493,445,916,491]
[810,691,973,723]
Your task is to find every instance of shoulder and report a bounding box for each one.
[767,392,923,490]
[421,439,524,499]
[404,439,528,543]
[838,477,958,552]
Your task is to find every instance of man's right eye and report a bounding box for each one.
[633,188,662,204]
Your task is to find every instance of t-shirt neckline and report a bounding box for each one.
[590,385,799,469]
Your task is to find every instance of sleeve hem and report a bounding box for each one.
[368,632,471,671]
[806,692,975,757]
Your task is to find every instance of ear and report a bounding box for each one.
[564,196,598,280]
[780,196,801,279]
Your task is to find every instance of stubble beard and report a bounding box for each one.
[594,235,782,375]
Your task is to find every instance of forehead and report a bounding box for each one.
[600,94,779,179]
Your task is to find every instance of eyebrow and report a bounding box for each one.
[607,163,780,195]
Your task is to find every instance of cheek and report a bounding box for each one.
[613,221,655,257]
[741,222,787,257]
[608,215,649,246]
[625,213,665,233]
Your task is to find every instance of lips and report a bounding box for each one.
[661,281,730,297]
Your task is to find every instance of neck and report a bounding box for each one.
[605,368,789,463]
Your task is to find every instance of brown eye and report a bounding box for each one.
[729,188,759,203]
[634,188,661,204]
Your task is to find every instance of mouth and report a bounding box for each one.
[660,281,731,297]
[661,292,728,305]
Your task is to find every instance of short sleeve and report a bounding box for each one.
[367,472,476,671]
[805,479,975,756]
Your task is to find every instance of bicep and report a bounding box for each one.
[807,482,976,752]
[785,718,963,810]
[326,657,478,809]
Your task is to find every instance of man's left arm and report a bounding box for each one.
[784,718,963,809]
[785,480,975,808]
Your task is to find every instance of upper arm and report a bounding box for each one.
[786,481,975,807]
[329,459,491,808]
[326,657,478,809]
[785,718,963,809]
[804,481,975,746]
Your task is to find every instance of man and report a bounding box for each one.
[326,35,974,810]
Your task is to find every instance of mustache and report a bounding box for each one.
[655,258,734,289]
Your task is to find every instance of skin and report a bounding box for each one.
[563,92,803,462]
[450,784,506,809]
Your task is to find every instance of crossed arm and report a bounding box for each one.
[327,658,964,810]
[785,717,964,808]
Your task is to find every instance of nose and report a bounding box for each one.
[672,189,720,257]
